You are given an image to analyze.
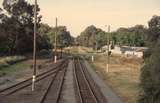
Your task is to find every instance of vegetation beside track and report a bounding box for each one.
[89,54,142,103]
[0,56,28,76]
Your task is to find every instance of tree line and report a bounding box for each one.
[0,0,73,55]
[77,24,147,50]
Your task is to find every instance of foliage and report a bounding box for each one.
[112,25,147,47]
[38,24,74,49]
[138,15,160,103]
[77,25,147,50]
[0,0,51,55]
[0,56,26,69]
[77,25,107,50]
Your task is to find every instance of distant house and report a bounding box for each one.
[102,45,148,58]
[101,45,112,52]
[133,47,148,58]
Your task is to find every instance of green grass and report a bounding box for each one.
[0,56,25,66]
[0,56,28,76]
[0,61,29,76]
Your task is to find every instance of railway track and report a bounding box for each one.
[40,61,68,103]
[0,57,108,103]
[73,57,107,103]
[0,59,67,97]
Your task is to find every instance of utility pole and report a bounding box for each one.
[92,31,96,62]
[54,17,58,63]
[106,25,110,73]
[32,0,37,91]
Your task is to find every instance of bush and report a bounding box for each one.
[138,47,160,103]
[138,15,160,103]
[0,56,26,68]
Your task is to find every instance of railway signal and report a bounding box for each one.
[32,0,37,91]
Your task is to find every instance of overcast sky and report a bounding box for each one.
[0,0,160,37]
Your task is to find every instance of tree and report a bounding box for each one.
[40,25,73,49]
[139,15,160,103]
[49,26,73,48]
[77,25,107,50]
[77,25,97,47]
[0,0,46,54]
[115,25,147,47]
[147,16,160,47]
[38,23,52,50]
[0,0,73,55]
[0,8,9,54]
[57,27,73,47]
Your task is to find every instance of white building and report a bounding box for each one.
[102,45,148,58]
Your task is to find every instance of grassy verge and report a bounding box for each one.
[0,56,28,76]
[89,54,142,103]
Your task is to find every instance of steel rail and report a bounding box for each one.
[40,61,68,103]
[74,57,98,103]
[0,60,67,96]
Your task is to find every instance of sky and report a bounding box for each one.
[0,0,160,37]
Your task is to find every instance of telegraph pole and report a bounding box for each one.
[54,17,58,63]
[32,0,37,91]
[106,25,110,73]
[91,31,96,62]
